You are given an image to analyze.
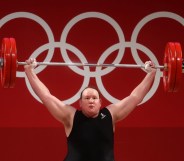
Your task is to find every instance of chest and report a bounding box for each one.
[71,112,113,144]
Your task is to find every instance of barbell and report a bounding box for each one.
[0,37,183,92]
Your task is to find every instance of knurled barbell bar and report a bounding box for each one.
[0,38,183,92]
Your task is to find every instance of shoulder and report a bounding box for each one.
[100,107,112,118]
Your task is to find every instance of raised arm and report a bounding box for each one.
[24,58,76,135]
[107,61,156,124]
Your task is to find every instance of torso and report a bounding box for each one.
[63,107,115,161]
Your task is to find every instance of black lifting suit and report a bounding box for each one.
[63,107,115,161]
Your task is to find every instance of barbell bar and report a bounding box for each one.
[18,61,165,69]
[0,38,183,92]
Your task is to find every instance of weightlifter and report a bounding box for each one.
[24,58,156,161]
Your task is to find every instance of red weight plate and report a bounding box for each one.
[173,43,182,92]
[0,40,4,87]
[1,38,11,88]
[163,42,177,92]
[167,43,177,92]
[163,43,170,92]
[0,49,1,87]
[9,38,17,88]
[163,57,168,91]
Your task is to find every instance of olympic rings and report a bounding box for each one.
[0,11,183,105]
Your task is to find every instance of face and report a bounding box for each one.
[80,88,102,118]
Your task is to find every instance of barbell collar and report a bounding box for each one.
[0,58,3,69]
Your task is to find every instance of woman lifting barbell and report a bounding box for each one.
[24,58,156,161]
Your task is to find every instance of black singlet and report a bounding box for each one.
[63,107,115,161]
